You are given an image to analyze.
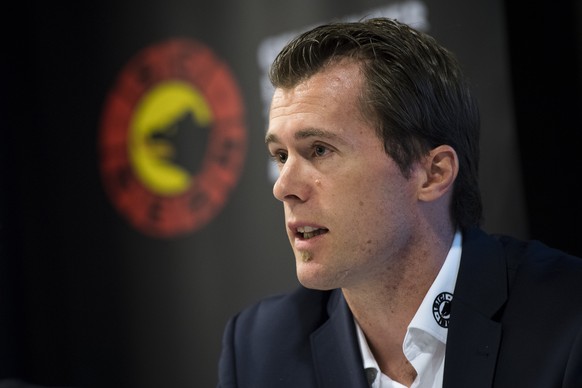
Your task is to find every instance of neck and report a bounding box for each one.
[342,226,456,385]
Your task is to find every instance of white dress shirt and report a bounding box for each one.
[355,231,462,388]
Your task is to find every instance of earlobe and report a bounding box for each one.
[418,145,458,202]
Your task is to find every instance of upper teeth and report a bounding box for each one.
[297,226,325,239]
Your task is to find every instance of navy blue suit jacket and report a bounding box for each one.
[218,228,582,387]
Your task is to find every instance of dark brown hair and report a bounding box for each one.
[270,17,482,230]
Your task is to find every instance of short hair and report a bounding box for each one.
[269,17,482,230]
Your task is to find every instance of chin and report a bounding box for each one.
[297,277,335,291]
[295,260,336,291]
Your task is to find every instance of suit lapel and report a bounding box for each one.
[444,228,508,388]
[311,289,369,388]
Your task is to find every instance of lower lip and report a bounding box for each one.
[293,232,327,250]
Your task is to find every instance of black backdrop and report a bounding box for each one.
[506,0,582,257]
[1,0,580,387]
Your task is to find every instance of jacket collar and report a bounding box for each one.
[443,227,508,388]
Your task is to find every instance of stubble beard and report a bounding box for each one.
[300,250,312,262]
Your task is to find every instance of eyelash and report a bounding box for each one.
[269,143,331,164]
[269,151,287,164]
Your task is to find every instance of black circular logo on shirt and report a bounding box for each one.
[432,292,453,328]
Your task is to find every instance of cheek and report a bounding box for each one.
[348,173,414,228]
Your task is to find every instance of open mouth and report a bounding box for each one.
[296,226,328,239]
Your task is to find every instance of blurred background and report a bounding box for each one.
[1,0,580,387]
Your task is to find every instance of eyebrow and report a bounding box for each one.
[265,128,343,145]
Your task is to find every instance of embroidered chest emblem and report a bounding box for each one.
[432,292,453,328]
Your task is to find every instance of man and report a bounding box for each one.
[218,18,582,388]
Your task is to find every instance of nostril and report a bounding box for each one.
[284,193,303,202]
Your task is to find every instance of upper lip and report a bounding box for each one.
[288,222,329,236]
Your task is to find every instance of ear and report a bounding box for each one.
[417,145,458,202]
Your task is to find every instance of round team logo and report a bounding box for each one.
[432,292,453,328]
[99,39,247,237]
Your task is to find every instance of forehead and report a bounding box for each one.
[273,59,364,104]
[266,61,371,142]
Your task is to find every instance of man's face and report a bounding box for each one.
[266,60,423,291]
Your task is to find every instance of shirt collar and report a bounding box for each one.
[354,230,463,373]
[355,316,379,373]
[406,230,462,344]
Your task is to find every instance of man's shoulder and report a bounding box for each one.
[244,285,333,310]
[468,228,582,299]
[219,288,344,386]
[466,227,582,271]
[460,228,582,310]
[232,286,336,337]
[492,231,582,275]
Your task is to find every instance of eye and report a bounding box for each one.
[314,144,329,157]
[278,152,288,163]
[269,150,288,164]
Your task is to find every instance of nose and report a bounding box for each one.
[273,157,310,203]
